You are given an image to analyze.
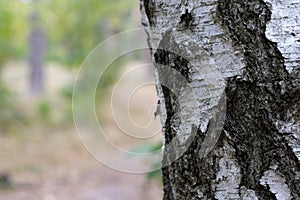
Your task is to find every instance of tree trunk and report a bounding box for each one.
[29,12,47,94]
[140,0,300,199]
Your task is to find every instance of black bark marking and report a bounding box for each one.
[154,30,191,144]
[154,30,191,81]
[217,0,300,198]
[142,0,155,27]
[154,30,221,199]
[161,128,221,200]
[142,0,300,198]
[161,86,179,144]
[179,9,194,29]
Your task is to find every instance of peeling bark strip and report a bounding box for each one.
[140,0,300,199]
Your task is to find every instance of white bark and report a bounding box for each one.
[265,0,300,74]
[260,164,291,200]
[265,0,300,163]
[141,0,300,199]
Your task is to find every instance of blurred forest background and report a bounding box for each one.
[0,0,162,199]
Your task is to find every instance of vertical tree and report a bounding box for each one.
[28,11,47,94]
[141,0,300,199]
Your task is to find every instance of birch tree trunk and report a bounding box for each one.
[140,0,300,199]
[29,12,46,94]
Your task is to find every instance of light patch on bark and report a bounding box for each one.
[154,68,167,145]
[148,0,247,78]
[215,142,260,200]
[264,0,300,162]
[240,186,258,200]
[141,0,247,197]
[142,0,246,148]
[264,0,300,74]
[260,164,292,200]
[274,119,300,161]
[215,141,242,200]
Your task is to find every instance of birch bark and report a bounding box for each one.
[140,0,300,199]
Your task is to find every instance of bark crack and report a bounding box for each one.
[217,0,300,198]
[179,9,194,30]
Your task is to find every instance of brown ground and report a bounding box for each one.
[0,61,163,200]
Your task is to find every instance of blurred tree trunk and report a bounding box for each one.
[29,12,47,94]
[141,0,300,199]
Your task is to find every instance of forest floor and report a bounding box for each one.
[0,61,163,200]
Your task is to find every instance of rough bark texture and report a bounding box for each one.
[141,0,300,199]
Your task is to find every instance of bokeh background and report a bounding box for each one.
[0,0,163,199]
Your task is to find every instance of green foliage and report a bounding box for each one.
[0,83,23,134]
[131,141,163,154]
[37,100,51,120]
[95,59,121,100]
[0,0,137,67]
[0,1,14,66]
[43,0,137,67]
[131,141,163,184]
[0,1,31,63]
[59,84,73,120]
[146,167,163,185]
[60,84,73,100]
[147,141,163,184]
